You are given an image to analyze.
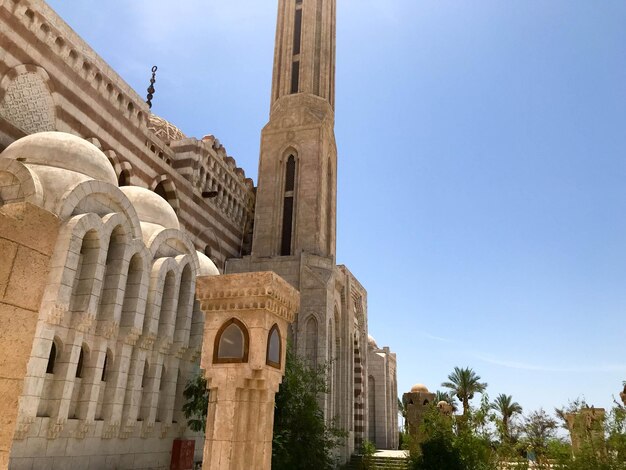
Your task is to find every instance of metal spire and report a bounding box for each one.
[146,65,158,108]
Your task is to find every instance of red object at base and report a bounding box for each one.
[170,439,195,470]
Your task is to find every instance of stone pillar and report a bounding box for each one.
[566,407,606,453]
[403,385,436,453]
[197,272,299,470]
[0,203,59,469]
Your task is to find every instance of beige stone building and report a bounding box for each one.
[367,336,399,450]
[0,0,399,467]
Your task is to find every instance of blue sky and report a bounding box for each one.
[47,0,626,415]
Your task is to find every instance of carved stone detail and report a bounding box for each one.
[0,72,55,134]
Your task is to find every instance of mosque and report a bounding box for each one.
[0,0,398,468]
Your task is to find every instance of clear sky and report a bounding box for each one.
[46,0,626,416]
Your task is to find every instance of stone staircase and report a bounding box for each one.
[345,454,410,470]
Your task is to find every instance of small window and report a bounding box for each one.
[266,325,282,368]
[46,342,57,374]
[213,318,249,364]
[76,347,85,378]
[101,350,110,382]
[141,361,149,388]
[291,61,300,94]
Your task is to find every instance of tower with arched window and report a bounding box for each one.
[225,0,400,461]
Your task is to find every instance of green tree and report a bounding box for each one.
[442,367,488,416]
[522,409,558,463]
[410,404,497,470]
[182,371,209,433]
[271,345,345,470]
[491,394,523,442]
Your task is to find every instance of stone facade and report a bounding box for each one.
[0,0,255,270]
[367,337,399,450]
[0,0,399,467]
[0,132,219,469]
[227,0,398,459]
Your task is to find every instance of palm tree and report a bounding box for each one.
[441,367,487,416]
[491,393,522,441]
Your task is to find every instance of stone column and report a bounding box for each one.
[0,203,59,469]
[197,272,299,470]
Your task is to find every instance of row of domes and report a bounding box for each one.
[1,132,218,275]
[2,132,181,230]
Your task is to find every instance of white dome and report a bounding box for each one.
[196,251,219,276]
[411,383,430,393]
[368,335,378,348]
[121,186,180,230]
[1,132,116,185]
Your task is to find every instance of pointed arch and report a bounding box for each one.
[280,153,297,256]
[305,316,318,367]
[213,318,249,364]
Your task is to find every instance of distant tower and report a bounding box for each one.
[251,0,337,259]
[403,384,436,447]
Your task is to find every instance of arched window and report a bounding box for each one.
[46,341,57,374]
[213,318,249,364]
[281,155,296,256]
[118,169,130,186]
[266,324,282,368]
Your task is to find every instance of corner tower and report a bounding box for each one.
[252,0,337,259]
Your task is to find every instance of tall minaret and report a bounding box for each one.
[251,0,337,259]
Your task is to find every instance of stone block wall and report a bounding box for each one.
[0,202,60,469]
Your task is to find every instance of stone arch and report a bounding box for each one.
[0,64,57,134]
[146,228,197,261]
[96,222,131,333]
[0,159,44,208]
[69,343,93,420]
[57,180,142,239]
[95,348,114,420]
[117,242,151,342]
[368,375,376,443]
[151,175,179,213]
[69,229,102,319]
[173,257,196,351]
[304,315,318,367]
[36,336,64,418]
[141,257,180,343]
[279,148,298,256]
[138,359,152,421]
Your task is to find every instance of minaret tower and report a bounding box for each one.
[252,0,337,259]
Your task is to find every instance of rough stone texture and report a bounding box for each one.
[403,388,436,449]
[566,408,606,453]
[196,272,299,470]
[0,202,60,469]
